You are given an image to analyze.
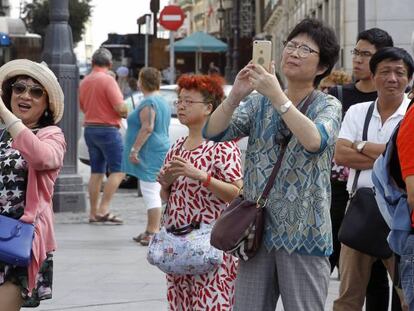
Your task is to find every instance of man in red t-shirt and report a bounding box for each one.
[397,102,414,219]
[79,48,128,224]
[396,99,414,310]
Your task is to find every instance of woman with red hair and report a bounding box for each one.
[157,74,243,310]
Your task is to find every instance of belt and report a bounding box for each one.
[84,123,119,128]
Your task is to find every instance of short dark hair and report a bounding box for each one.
[357,28,394,50]
[370,47,414,79]
[286,18,340,86]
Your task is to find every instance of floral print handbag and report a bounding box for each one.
[147,222,223,275]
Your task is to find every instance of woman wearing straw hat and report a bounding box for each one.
[0,59,66,310]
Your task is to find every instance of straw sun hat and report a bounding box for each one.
[0,59,64,124]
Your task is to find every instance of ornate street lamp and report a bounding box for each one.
[42,0,87,212]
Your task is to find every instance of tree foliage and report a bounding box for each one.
[22,0,92,44]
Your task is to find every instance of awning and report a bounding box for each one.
[173,31,227,52]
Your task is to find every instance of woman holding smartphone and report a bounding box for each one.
[204,18,341,311]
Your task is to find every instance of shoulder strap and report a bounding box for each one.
[130,94,136,109]
[362,101,375,141]
[351,101,375,193]
[258,90,318,206]
[408,97,414,111]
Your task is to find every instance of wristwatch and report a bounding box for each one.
[279,100,292,115]
[356,141,367,153]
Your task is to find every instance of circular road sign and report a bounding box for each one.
[159,5,185,31]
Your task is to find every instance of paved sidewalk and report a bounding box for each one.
[37,162,340,310]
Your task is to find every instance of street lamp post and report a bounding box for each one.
[42,0,87,212]
[224,1,233,82]
[217,0,225,39]
[145,14,151,67]
[137,13,152,67]
[358,0,365,33]
[230,0,240,82]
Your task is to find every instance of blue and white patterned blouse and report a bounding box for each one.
[205,91,342,256]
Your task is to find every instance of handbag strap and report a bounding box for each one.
[351,101,375,194]
[130,93,136,109]
[258,90,318,207]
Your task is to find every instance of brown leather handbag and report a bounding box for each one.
[210,144,286,260]
[211,91,317,261]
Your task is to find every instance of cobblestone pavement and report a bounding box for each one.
[37,161,341,310]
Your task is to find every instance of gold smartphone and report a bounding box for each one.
[252,40,272,72]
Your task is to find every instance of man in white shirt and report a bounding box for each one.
[333,47,414,310]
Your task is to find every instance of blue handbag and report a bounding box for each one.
[0,215,35,267]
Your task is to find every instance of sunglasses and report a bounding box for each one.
[11,82,46,99]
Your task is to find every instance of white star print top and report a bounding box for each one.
[0,130,28,218]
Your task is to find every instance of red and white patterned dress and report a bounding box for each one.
[164,137,243,311]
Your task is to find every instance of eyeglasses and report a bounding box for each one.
[173,99,211,107]
[283,40,319,58]
[11,82,46,99]
[351,49,374,58]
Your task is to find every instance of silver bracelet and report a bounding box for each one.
[130,147,139,154]
[5,118,22,131]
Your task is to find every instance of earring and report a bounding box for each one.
[44,111,49,117]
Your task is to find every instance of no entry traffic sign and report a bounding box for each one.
[159,5,185,31]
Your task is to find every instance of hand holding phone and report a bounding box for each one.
[252,40,272,72]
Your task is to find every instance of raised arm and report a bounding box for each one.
[248,63,330,153]
[204,66,254,138]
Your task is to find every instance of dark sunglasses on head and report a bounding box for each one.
[11,82,46,99]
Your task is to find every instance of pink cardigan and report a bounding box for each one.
[12,126,66,293]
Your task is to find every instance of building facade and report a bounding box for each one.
[174,0,256,82]
[262,0,414,75]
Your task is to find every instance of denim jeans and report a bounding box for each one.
[84,126,123,173]
[400,234,414,309]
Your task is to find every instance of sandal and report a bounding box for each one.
[132,231,155,246]
[96,213,123,225]
[132,232,146,243]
